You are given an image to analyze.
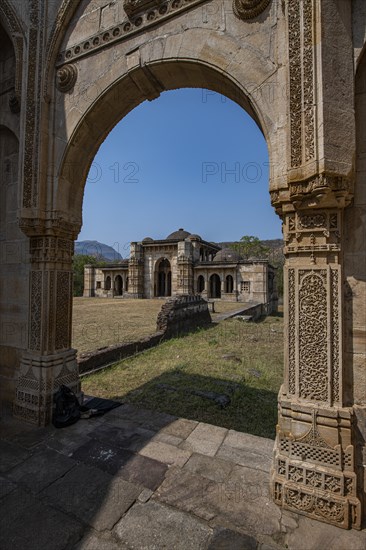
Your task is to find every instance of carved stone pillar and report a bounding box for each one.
[176,256,194,295]
[128,258,144,298]
[270,181,362,529]
[14,218,80,426]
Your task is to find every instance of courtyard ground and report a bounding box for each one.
[72,297,243,354]
[81,314,284,439]
[0,404,364,550]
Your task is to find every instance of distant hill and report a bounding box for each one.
[75,240,123,262]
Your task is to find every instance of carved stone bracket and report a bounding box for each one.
[19,213,81,241]
[270,173,353,216]
[233,0,271,20]
[56,63,77,92]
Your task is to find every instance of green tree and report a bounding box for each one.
[230,235,270,260]
[73,254,105,297]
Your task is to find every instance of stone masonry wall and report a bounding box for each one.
[156,295,211,337]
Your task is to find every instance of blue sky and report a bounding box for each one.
[79,88,282,258]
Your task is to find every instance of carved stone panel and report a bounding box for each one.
[288,0,315,168]
[285,265,342,407]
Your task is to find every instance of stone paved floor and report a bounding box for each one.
[0,403,365,550]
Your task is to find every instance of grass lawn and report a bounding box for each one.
[72,297,252,354]
[82,313,284,439]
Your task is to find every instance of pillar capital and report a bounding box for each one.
[270,173,353,218]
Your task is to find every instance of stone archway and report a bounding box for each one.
[209,274,221,299]
[1,0,364,530]
[115,275,123,296]
[155,259,172,297]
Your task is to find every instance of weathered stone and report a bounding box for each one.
[0,476,16,500]
[74,533,129,550]
[0,489,83,550]
[42,464,141,531]
[89,422,157,453]
[180,422,228,457]
[223,430,275,455]
[140,440,192,467]
[216,444,272,473]
[115,500,213,549]
[8,448,76,493]
[184,453,234,483]
[207,527,257,550]
[0,440,30,473]
[160,418,198,439]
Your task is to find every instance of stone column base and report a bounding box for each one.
[13,349,79,426]
[271,398,363,529]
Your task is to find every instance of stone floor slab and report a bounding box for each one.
[72,438,138,475]
[160,418,199,439]
[116,452,168,491]
[140,440,192,467]
[155,467,218,522]
[42,463,141,531]
[0,475,17,499]
[152,431,184,446]
[0,439,30,473]
[114,500,213,549]
[216,444,271,473]
[90,422,157,453]
[71,438,168,489]
[284,512,366,550]
[74,532,130,550]
[223,430,275,455]
[0,497,83,550]
[184,453,234,483]
[180,423,228,456]
[207,527,258,550]
[8,447,77,493]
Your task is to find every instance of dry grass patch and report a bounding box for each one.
[82,313,284,438]
[72,297,166,354]
[72,297,249,354]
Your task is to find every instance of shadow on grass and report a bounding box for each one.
[108,369,278,440]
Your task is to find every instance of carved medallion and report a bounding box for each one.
[56,63,77,92]
[233,0,271,20]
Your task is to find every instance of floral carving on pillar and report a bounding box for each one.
[298,270,328,402]
[288,0,315,168]
[233,0,271,20]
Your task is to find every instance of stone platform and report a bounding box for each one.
[0,403,365,550]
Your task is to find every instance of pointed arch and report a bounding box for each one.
[0,0,24,99]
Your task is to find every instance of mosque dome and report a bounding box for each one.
[166,228,191,240]
[213,248,242,262]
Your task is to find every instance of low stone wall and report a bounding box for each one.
[78,332,164,375]
[156,295,212,337]
[78,295,211,375]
